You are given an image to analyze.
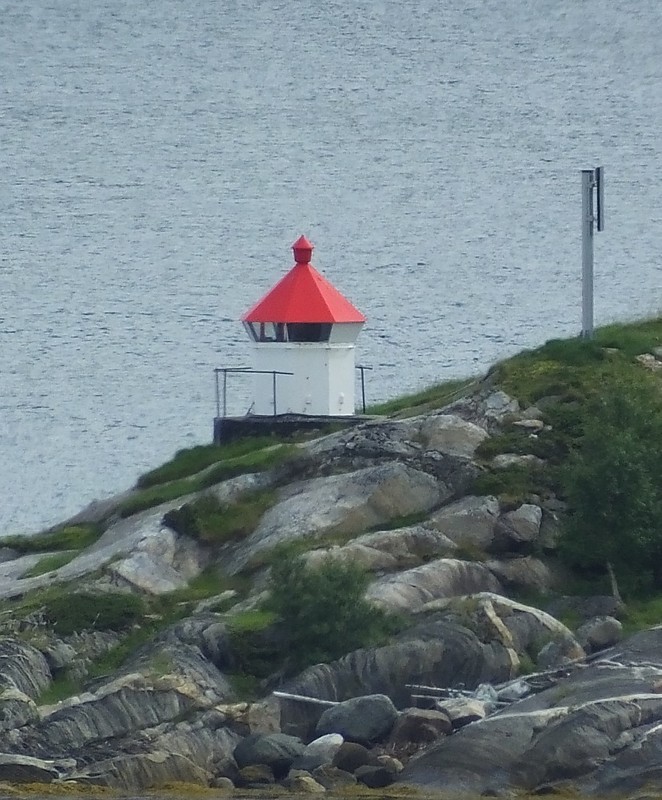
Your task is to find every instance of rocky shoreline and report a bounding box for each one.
[2,370,662,798]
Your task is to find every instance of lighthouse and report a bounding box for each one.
[242,236,365,416]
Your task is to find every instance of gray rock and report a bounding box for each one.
[355,764,395,787]
[388,708,452,747]
[486,556,556,595]
[235,763,276,786]
[427,496,500,552]
[278,620,516,743]
[282,770,326,793]
[417,414,489,457]
[72,750,212,790]
[366,558,504,614]
[576,616,623,653]
[312,763,357,789]
[0,638,52,698]
[294,733,344,771]
[0,688,39,732]
[224,462,443,574]
[0,753,61,783]
[316,694,398,746]
[331,741,374,773]
[233,732,305,778]
[42,641,76,674]
[496,504,543,546]
[436,698,488,729]
[536,637,585,670]
[303,526,456,573]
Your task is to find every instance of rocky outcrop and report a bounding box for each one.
[2,382,660,796]
[223,462,443,574]
[365,559,504,613]
[398,627,662,796]
[0,639,52,698]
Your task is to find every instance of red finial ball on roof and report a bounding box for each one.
[292,235,314,265]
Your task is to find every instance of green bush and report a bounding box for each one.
[264,550,399,672]
[558,376,662,595]
[43,592,146,635]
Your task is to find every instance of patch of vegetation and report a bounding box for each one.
[162,489,276,544]
[471,463,555,506]
[119,445,293,518]
[37,676,82,706]
[23,552,78,578]
[366,377,477,416]
[137,437,281,488]
[43,592,146,635]
[620,595,662,635]
[558,374,662,596]
[594,317,662,359]
[263,551,403,672]
[225,609,281,684]
[0,524,101,554]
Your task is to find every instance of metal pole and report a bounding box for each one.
[272,371,277,416]
[215,370,221,418]
[222,369,228,418]
[581,169,595,339]
[360,367,366,414]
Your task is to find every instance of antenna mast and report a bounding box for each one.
[581,166,604,339]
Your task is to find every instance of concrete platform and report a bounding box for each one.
[213,413,374,445]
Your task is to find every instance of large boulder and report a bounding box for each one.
[365,559,504,614]
[416,414,489,457]
[224,463,443,574]
[495,504,543,548]
[233,733,305,778]
[426,496,500,552]
[315,694,398,745]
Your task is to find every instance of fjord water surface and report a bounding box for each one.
[1,0,661,533]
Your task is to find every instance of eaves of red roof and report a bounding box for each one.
[242,262,366,324]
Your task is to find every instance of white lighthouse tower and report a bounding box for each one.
[242,236,365,416]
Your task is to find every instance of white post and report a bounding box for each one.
[581,169,595,339]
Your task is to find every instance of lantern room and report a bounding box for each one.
[241,236,365,416]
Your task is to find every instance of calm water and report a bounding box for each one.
[1,0,661,535]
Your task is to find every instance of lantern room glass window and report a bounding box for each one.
[245,322,332,343]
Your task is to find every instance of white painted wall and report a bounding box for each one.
[250,342,357,415]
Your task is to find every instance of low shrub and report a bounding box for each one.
[264,550,401,672]
[43,592,146,635]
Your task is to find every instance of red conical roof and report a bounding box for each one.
[242,237,366,324]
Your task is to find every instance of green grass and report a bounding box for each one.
[620,596,662,635]
[366,377,477,416]
[136,437,284,489]
[162,489,276,545]
[0,524,101,554]
[118,444,294,518]
[23,552,78,578]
